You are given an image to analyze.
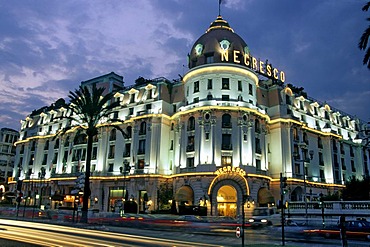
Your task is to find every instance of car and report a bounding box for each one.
[304,219,370,241]
[248,207,281,227]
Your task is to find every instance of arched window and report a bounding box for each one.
[318,136,323,149]
[54,139,59,149]
[188,116,195,131]
[44,140,49,150]
[110,129,116,141]
[255,119,260,133]
[222,114,232,128]
[126,126,132,138]
[139,121,146,135]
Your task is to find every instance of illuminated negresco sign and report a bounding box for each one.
[215,166,246,177]
[220,49,286,82]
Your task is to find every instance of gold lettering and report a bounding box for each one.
[227,166,232,172]
[280,71,286,82]
[259,60,265,74]
[221,51,229,62]
[273,68,278,80]
[252,57,258,70]
[233,50,240,64]
[244,54,250,66]
[266,64,272,77]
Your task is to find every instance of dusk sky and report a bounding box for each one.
[0,0,369,130]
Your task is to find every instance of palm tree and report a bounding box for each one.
[56,84,124,223]
[359,1,370,69]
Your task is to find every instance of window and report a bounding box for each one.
[92,147,97,160]
[222,114,232,128]
[222,95,229,101]
[205,54,214,64]
[286,95,291,105]
[187,157,194,168]
[170,140,173,150]
[256,159,261,170]
[351,160,356,172]
[207,94,213,100]
[320,169,325,182]
[124,143,131,157]
[255,138,261,154]
[52,153,58,164]
[108,163,114,172]
[194,97,199,103]
[303,133,308,144]
[42,153,47,165]
[341,157,346,170]
[108,145,115,159]
[222,134,232,150]
[238,80,242,91]
[188,116,195,131]
[249,83,253,95]
[207,79,213,89]
[187,136,195,152]
[44,140,49,150]
[222,78,229,89]
[54,139,59,149]
[113,111,118,119]
[129,108,134,115]
[147,89,152,99]
[146,104,151,111]
[126,126,132,138]
[138,159,145,169]
[319,152,324,166]
[221,155,232,167]
[318,137,323,149]
[130,94,135,104]
[139,121,146,135]
[110,129,116,141]
[350,146,354,157]
[138,140,145,154]
[205,133,210,140]
[29,153,35,166]
[255,119,261,133]
[194,81,199,93]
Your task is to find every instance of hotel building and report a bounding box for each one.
[11,16,370,217]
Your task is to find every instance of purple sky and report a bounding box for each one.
[0,0,369,129]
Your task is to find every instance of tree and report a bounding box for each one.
[341,175,370,200]
[359,2,370,69]
[56,84,124,223]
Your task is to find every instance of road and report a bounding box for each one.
[0,218,369,246]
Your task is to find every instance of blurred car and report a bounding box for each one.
[248,207,280,227]
[304,219,370,241]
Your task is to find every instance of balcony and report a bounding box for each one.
[221,144,232,150]
[186,145,195,152]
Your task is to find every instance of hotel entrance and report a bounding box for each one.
[217,185,237,217]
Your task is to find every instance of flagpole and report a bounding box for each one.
[218,0,221,16]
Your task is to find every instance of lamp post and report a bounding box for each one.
[120,160,129,215]
[295,143,314,225]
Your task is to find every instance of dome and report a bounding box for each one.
[188,16,249,69]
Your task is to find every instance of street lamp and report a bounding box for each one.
[294,143,314,225]
[120,160,130,215]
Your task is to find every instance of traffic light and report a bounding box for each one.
[280,176,288,195]
[280,176,287,188]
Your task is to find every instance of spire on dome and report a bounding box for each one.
[206,15,234,33]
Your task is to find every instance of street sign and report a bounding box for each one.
[236,226,241,238]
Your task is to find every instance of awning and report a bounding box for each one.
[51,194,65,201]
[174,186,194,202]
[258,188,275,204]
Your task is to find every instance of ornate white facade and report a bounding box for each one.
[11,16,369,217]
